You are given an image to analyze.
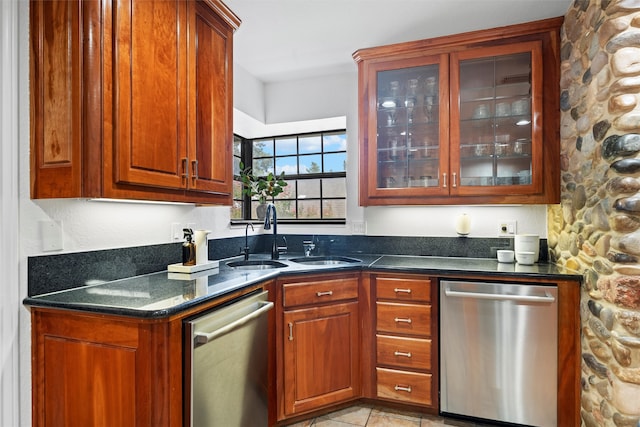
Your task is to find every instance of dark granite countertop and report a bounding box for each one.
[23,253,581,318]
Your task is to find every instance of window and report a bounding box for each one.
[232,130,347,222]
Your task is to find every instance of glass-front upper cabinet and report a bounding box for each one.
[354,18,561,205]
[364,55,450,200]
[450,42,543,197]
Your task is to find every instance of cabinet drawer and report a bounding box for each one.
[376,367,432,406]
[376,335,431,371]
[376,302,431,336]
[376,276,431,302]
[283,276,358,308]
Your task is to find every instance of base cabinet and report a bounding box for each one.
[31,309,182,427]
[277,273,361,419]
[29,283,269,427]
[372,274,438,409]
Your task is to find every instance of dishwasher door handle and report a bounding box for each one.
[444,288,556,303]
[194,301,274,346]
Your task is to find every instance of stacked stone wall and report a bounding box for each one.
[552,1,640,426]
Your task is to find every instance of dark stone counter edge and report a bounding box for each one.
[24,255,582,319]
[23,271,280,319]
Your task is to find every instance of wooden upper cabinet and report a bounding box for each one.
[30,0,84,198]
[189,2,235,195]
[30,0,240,203]
[353,17,562,206]
[112,0,188,191]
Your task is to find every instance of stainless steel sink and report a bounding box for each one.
[289,256,362,266]
[226,260,289,270]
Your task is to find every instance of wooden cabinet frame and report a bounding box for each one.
[353,17,562,205]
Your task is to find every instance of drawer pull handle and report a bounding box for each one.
[452,172,457,188]
[288,322,293,341]
[181,158,189,179]
[394,317,412,324]
[393,288,412,294]
[394,351,412,358]
[394,385,412,393]
[316,291,333,297]
[191,159,199,180]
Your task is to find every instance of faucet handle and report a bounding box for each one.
[277,236,288,254]
[303,240,315,257]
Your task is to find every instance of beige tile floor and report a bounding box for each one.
[284,404,497,427]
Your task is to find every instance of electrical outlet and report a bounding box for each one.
[352,221,366,235]
[498,220,517,236]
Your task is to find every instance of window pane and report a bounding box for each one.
[231,199,243,220]
[278,180,296,199]
[233,136,242,156]
[233,156,241,176]
[299,134,321,154]
[275,200,296,218]
[253,139,274,157]
[298,200,321,219]
[323,199,346,219]
[322,177,346,198]
[298,179,320,198]
[232,180,243,199]
[276,156,297,175]
[323,152,346,172]
[299,154,322,174]
[275,137,297,156]
[253,158,274,176]
[324,132,347,152]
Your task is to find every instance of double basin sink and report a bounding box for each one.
[226,256,362,270]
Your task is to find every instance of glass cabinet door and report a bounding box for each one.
[451,41,542,196]
[369,56,448,196]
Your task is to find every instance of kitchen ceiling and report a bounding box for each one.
[225,0,571,84]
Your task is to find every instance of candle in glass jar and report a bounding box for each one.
[455,213,471,236]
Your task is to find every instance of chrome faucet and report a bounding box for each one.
[263,203,287,259]
[241,223,254,261]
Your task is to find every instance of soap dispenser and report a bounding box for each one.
[182,228,196,266]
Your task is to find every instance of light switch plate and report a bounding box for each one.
[40,220,63,251]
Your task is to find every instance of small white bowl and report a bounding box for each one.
[496,250,515,263]
[516,251,536,265]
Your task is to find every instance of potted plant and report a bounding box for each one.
[239,162,287,218]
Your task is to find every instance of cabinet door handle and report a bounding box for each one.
[442,172,447,188]
[394,351,412,358]
[394,384,412,393]
[452,172,457,188]
[191,159,198,180]
[181,158,189,179]
[316,291,333,297]
[288,322,293,341]
[394,317,412,324]
[394,288,411,294]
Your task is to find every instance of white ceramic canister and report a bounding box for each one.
[514,234,540,262]
[193,229,211,265]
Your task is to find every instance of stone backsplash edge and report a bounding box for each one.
[27,234,546,296]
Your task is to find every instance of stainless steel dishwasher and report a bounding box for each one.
[184,290,273,427]
[440,280,557,427]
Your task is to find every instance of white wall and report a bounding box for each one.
[1,1,20,425]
